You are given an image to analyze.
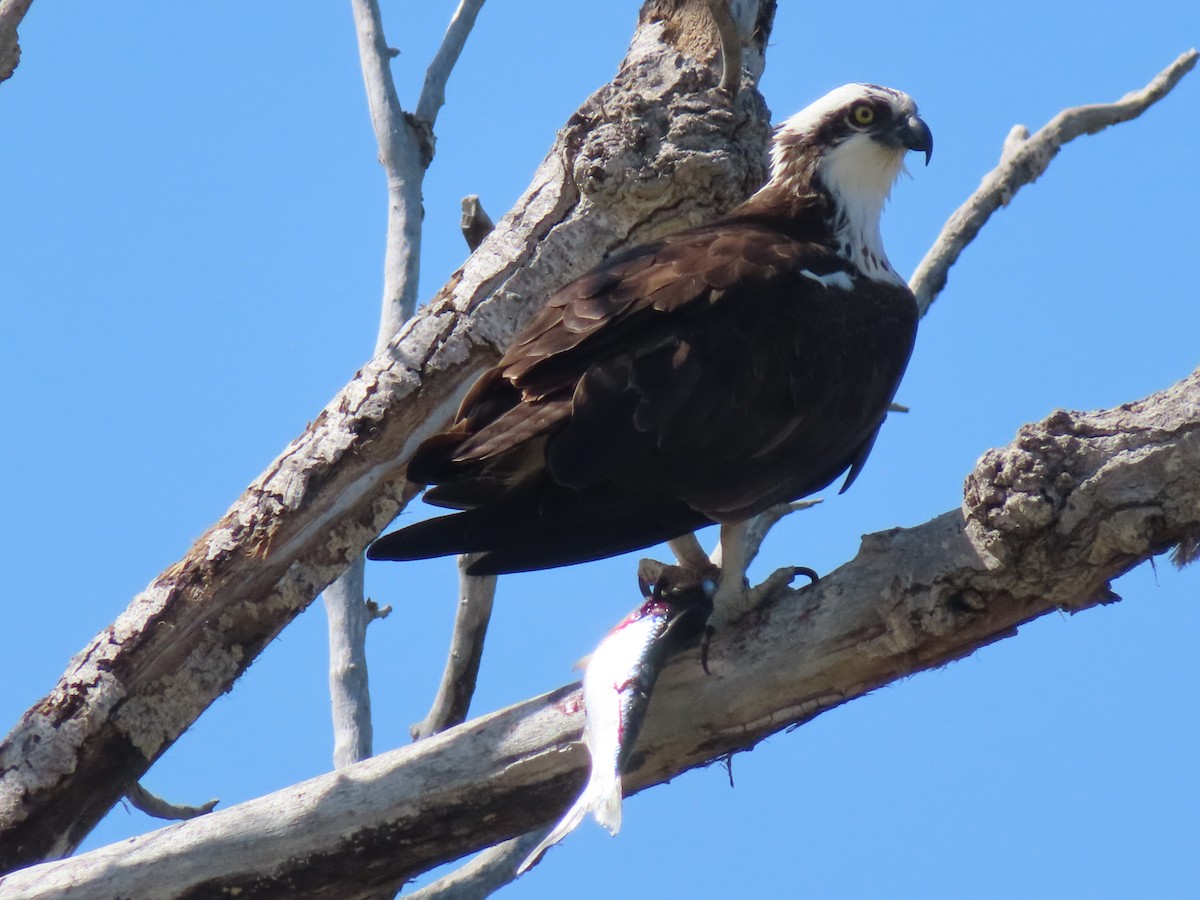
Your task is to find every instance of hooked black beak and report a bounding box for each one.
[897,113,933,165]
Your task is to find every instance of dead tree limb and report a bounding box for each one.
[460,195,494,252]
[123,783,218,822]
[410,557,497,740]
[0,0,774,873]
[350,0,487,336]
[704,0,742,94]
[406,829,550,900]
[324,0,486,776]
[324,556,377,768]
[0,0,33,84]
[408,197,497,745]
[4,368,1198,898]
[910,48,1198,315]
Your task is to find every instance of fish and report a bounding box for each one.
[518,561,714,874]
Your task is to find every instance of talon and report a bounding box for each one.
[700,624,715,675]
[636,558,668,598]
[794,566,820,586]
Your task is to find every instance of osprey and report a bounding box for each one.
[369,84,931,615]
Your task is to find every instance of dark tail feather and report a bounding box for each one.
[368,503,712,575]
[367,511,484,561]
[463,515,706,575]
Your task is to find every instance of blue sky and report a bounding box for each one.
[2,2,1199,897]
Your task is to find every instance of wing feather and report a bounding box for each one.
[388,217,917,570]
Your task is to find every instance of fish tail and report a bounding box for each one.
[517,766,624,875]
[590,766,623,835]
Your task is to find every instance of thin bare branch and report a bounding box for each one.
[350,0,487,341]
[910,49,1198,314]
[323,0,490,776]
[415,0,487,127]
[407,830,550,900]
[6,367,1200,897]
[394,6,492,757]
[410,557,498,741]
[124,783,218,822]
[350,0,425,341]
[0,0,34,84]
[324,556,376,767]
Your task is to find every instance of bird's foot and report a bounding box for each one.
[636,558,718,602]
[635,554,821,670]
[709,571,753,622]
[746,565,818,609]
[707,564,820,629]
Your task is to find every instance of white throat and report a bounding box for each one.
[818,134,907,286]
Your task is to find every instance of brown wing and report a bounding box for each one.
[543,261,915,519]
[374,219,916,573]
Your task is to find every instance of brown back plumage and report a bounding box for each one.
[370,84,930,575]
[371,201,917,574]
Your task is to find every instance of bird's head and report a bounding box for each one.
[762,84,932,281]
[769,83,932,199]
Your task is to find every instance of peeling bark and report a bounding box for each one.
[3,368,1197,897]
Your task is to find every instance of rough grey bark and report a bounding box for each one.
[0,0,33,84]
[0,0,776,873]
[4,368,1198,898]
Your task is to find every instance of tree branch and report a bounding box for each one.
[409,197,500,749]
[415,0,486,130]
[5,368,1198,897]
[410,557,497,740]
[0,0,775,872]
[0,0,33,85]
[910,48,1198,314]
[123,783,218,822]
[406,829,550,900]
[350,0,485,342]
[323,0,483,777]
[350,0,487,343]
[324,556,376,767]
[704,0,742,94]
[460,194,494,252]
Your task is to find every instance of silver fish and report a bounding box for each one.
[519,562,712,874]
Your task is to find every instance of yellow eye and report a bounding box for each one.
[851,104,875,126]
